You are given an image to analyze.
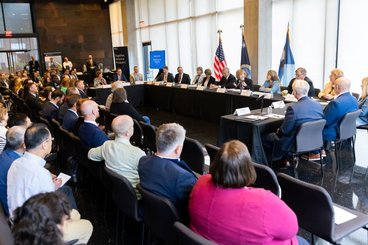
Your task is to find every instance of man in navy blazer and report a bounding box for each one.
[138,123,197,223]
[41,89,64,122]
[156,66,174,83]
[112,68,127,82]
[219,67,237,88]
[264,80,324,160]
[62,94,80,134]
[323,77,358,142]
[78,100,108,148]
[174,66,191,84]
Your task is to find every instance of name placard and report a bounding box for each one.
[180,84,188,89]
[153,82,161,86]
[166,82,173,87]
[146,81,153,85]
[216,88,226,93]
[264,93,272,99]
[196,86,205,91]
[234,107,251,116]
[272,101,285,108]
[241,90,252,96]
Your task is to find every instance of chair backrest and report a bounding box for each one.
[131,119,143,147]
[338,110,361,141]
[104,167,141,222]
[38,116,54,136]
[181,137,205,174]
[0,204,13,245]
[174,222,217,245]
[314,88,321,98]
[204,144,220,165]
[137,184,180,243]
[253,84,261,91]
[277,173,335,241]
[139,121,157,152]
[251,162,281,197]
[295,119,326,153]
[352,92,360,100]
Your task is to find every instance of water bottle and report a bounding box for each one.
[270,90,274,98]
[267,106,272,115]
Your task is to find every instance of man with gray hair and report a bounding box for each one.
[287,67,315,97]
[0,126,26,216]
[138,123,197,222]
[88,115,145,197]
[263,79,323,162]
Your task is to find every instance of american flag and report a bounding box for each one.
[214,37,227,80]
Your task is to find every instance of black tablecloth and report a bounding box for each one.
[218,108,287,164]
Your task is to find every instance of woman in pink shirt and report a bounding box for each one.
[189,140,308,245]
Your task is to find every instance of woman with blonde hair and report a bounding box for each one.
[259,70,280,94]
[13,78,23,96]
[356,77,368,126]
[318,68,344,100]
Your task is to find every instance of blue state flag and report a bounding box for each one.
[240,32,252,78]
[278,25,295,86]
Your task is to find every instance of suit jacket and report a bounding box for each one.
[237,78,254,90]
[58,103,68,121]
[86,60,97,71]
[138,155,197,222]
[24,93,43,118]
[41,101,59,122]
[110,102,144,122]
[174,73,191,84]
[287,77,315,97]
[129,73,143,84]
[112,74,127,82]
[78,89,88,98]
[156,72,174,83]
[29,60,40,72]
[78,122,108,148]
[323,92,359,141]
[201,76,216,87]
[219,74,237,88]
[277,96,324,152]
[62,109,79,134]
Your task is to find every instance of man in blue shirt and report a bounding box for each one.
[0,126,26,216]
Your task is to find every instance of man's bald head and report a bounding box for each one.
[6,126,26,151]
[335,77,351,95]
[80,100,98,117]
[111,115,134,138]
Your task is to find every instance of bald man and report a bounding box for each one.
[323,77,358,141]
[78,100,108,148]
[88,115,145,197]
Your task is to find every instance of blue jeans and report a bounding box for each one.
[57,185,78,210]
[142,116,151,124]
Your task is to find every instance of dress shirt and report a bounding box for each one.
[88,137,145,197]
[7,152,55,215]
[0,126,6,153]
[193,74,205,85]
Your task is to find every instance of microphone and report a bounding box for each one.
[256,94,265,101]
[257,94,266,115]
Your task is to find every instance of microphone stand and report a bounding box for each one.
[256,94,266,115]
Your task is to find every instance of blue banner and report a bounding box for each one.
[150,50,166,69]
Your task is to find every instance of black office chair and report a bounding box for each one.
[204,143,220,165]
[272,119,326,177]
[277,173,368,245]
[131,119,144,147]
[0,204,13,245]
[104,167,144,245]
[314,88,321,98]
[251,162,281,197]
[352,92,360,100]
[181,137,205,174]
[174,221,217,245]
[139,121,157,153]
[137,184,180,244]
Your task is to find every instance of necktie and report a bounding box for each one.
[179,75,182,84]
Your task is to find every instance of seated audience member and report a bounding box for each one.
[12,78,23,96]
[156,66,174,83]
[287,67,315,97]
[105,81,124,109]
[138,123,197,222]
[323,77,358,142]
[0,107,8,153]
[174,66,191,84]
[12,192,92,245]
[32,71,43,87]
[75,80,88,98]
[259,70,281,94]
[189,140,308,245]
[78,100,108,148]
[235,69,254,90]
[263,80,324,161]
[62,94,81,133]
[62,69,71,80]
[70,68,78,80]
[219,67,237,88]
[41,89,64,122]
[60,77,70,94]
[318,69,344,100]
[0,126,26,216]
[7,124,93,243]
[129,66,143,84]
[110,88,150,124]
[193,66,205,85]
[7,113,32,128]
[58,86,80,121]
[40,86,55,102]
[357,77,368,126]
[113,67,127,82]
[93,70,107,87]
[88,115,145,197]
[23,82,43,117]
[201,68,216,87]
[0,73,9,88]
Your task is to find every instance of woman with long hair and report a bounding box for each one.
[357,77,368,126]
[259,70,281,94]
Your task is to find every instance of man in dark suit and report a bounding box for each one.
[323,77,358,142]
[28,56,40,72]
[112,68,127,82]
[62,94,80,134]
[24,83,43,119]
[287,67,315,97]
[78,100,108,148]
[174,66,191,84]
[138,123,197,223]
[75,80,88,98]
[219,67,237,88]
[41,89,64,122]
[85,54,97,84]
[263,80,324,161]
[156,66,174,83]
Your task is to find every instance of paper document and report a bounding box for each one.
[333,205,357,225]
[244,115,268,121]
[57,173,71,187]
[265,114,285,119]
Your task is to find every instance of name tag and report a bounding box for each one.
[146,81,153,85]
[196,86,205,91]
[216,88,226,93]
[166,82,173,87]
[180,84,188,89]
[154,82,161,86]
[264,93,272,99]
[272,101,285,108]
[241,90,252,96]
[234,107,251,116]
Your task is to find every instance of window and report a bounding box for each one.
[3,3,33,33]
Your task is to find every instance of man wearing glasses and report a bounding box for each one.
[287,67,315,97]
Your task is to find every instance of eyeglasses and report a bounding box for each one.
[42,137,54,144]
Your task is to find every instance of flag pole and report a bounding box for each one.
[240,24,244,35]
[217,29,223,39]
